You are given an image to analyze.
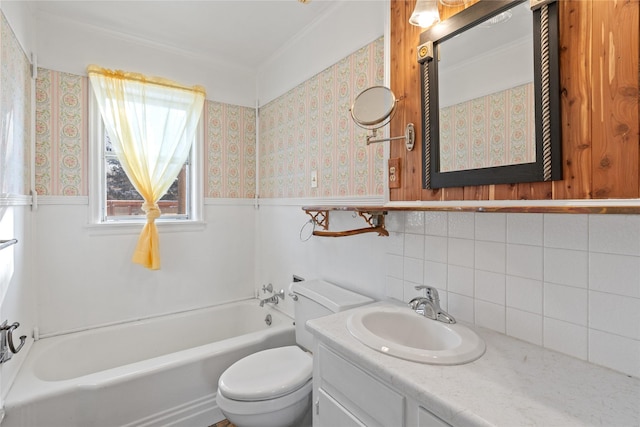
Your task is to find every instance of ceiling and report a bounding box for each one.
[30,0,340,71]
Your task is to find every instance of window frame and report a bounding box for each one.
[88,87,204,230]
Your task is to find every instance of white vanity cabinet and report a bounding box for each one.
[312,342,451,427]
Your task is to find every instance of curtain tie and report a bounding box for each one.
[142,202,161,223]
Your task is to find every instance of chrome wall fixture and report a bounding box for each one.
[0,239,18,251]
[350,86,415,151]
[0,320,27,364]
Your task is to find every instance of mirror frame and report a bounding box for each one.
[417,0,562,189]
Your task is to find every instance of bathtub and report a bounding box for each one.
[3,299,295,427]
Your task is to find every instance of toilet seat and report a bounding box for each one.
[216,378,312,416]
[218,346,312,401]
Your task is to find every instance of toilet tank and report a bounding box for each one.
[291,279,374,351]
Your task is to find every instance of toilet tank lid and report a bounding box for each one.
[292,279,374,313]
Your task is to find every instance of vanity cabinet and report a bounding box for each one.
[312,342,451,427]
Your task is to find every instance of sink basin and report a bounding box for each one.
[346,305,485,365]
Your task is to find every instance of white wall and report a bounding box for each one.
[0,0,38,405]
[34,1,386,108]
[0,204,36,405]
[28,0,387,334]
[256,0,386,106]
[34,12,256,108]
[1,0,35,56]
[34,201,256,336]
[255,201,388,317]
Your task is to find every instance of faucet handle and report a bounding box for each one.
[262,283,273,293]
[414,285,440,302]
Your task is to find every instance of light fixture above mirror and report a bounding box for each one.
[409,0,441,28]
[350,86,415,151]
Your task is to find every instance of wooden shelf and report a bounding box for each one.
[302,207,389,237]
[380,202,640,214]
[302,202,640,237]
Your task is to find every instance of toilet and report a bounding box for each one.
[216,279,373,427]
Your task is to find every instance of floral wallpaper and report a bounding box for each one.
[33,38,384,199]
[0,11,31,196]
[35,69,87,196]
[204,101,256,198]
[34,71,257,198]
[259,38,385,198]
[439,82,535,172]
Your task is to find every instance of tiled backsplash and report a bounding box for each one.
[385,211,640,378]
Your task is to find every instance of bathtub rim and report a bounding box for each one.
[36,296,290,340]
[5,298,294,408]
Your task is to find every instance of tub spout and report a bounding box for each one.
[259,289,285,306]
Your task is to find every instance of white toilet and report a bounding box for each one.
[216,279,373,427]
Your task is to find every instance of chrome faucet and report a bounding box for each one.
[259,288,285,307]
[408,286,456,324]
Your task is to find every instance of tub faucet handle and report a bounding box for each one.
[261,283,273,294]
[0,320,26,364]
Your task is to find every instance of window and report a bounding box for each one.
[104,133,190,221]
[89,92,203,226]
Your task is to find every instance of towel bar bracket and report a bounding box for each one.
[302,207,388,238]
[0,239,18,251]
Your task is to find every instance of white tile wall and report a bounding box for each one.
[385,211,640,378]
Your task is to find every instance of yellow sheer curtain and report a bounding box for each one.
[87,65,206,270]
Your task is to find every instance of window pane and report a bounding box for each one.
[105,154,189,219]
[106,156,143,217]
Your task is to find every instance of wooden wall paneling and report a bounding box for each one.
[464,185,490,200]
[389,0,639,203]
[591,0,640,199]
[492,184,518,200]
[518,181,553,200]
[443,187,464,200]
[390,0,410,201]
[554,0,593,199]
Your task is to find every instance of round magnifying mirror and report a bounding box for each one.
[350,86,397,129]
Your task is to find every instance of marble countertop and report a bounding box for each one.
[307,301,640,427]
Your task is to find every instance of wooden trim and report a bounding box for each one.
[303,204,640,215]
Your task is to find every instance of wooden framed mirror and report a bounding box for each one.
[417,0,562,189]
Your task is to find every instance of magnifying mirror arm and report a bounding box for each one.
[366,123,415,151]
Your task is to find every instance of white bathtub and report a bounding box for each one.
[3,299,295,427]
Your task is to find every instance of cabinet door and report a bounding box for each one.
[317,345,405,427]
[315,388,366,427]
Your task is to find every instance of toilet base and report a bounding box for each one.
[220,394,311,427]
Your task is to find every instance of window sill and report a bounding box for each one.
[85,220,206,235]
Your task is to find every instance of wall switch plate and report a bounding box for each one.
[388,158,401,189]
[311,170,318,188]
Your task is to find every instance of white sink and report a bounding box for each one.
[346,305,485,365]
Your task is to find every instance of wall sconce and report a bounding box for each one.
[350,86,415,152]
[409,0,441,28]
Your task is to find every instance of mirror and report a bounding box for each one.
[351,85,397,127]
[350,86,415,151]
[417,0,561,189]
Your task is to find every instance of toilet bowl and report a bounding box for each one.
[216,280,373,427]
